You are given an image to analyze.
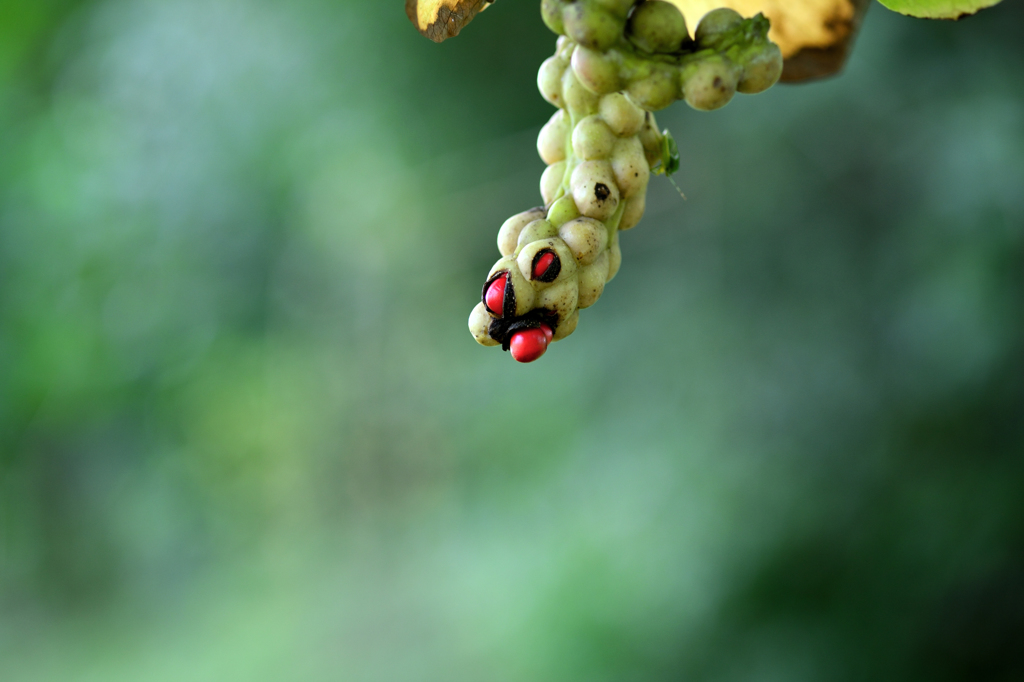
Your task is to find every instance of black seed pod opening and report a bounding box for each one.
[481,272,501,315]
[594,183,611,200]
[531,249,561,283]
[488,309,560,350]
[482,271,516,318]
[503,276,516,317]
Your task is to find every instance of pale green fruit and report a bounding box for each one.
[682,55,739,111]
[540,160,567,206]
[553,309,579,340]
[563,2,622,51]
[737,42,783,94]
[541,0,567,34]
[619,193,645,230]
[572,114,616,161]
[546,194,580,228]
[538,109,569,165]
[577,250,610,308]
[594,0,638,19]
[558,217,608,266]
[694,7,743,45]
[537,56,567,107]
[469,302,499,346]
[537,276,579,323]
[562,67,600,114]
[556,35,576,61]
[626,66,677,111]
[599,92,645,137]
[610,136,649,199]
[497,207,547,257]
[516,219,559,252]
[571,160,620,221]
[627,0,688,54]
[571,46,621,95]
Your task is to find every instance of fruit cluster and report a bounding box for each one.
[542,1,782,111]
[469,3,782,362]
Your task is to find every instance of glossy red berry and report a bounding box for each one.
[485,273,507,315]
[533,251,556,279]
[509,325,553,363]
[531,250,561,282]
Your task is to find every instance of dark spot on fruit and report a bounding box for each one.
[595,183,611,200]
[713,76,723,88]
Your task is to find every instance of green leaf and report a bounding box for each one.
[877,0,1004,19]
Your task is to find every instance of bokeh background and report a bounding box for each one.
[1,1,1022,680]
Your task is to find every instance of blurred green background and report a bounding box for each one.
[1,1,1022,680]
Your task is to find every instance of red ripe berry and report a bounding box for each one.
[532,251,556,280]
[485,273,507,315]
[541,325,554,342]
[510,325,553,363]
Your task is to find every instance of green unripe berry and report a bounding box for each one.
[577,250,610,308]
[599,92,645,137]
[610,136,648,199]
[537,276,579,322]
[694,7,742,45]
[537,56,567,107]
[618,193,645,230]
[571,46,621,95]
[541,0,567,35]
[540,160,567,206]
[627,66,677,111]
[556,35,576,61]
[681,55,738,111]
[572,115,616,161]
[516,219,559,253]
[538,109,569,165]
[563,3,622,52]
[594,0,638,19]
[498,207,547,257]
[558,217,607,266]
[562,67,599,114]
[547,194,580,227]
[626,0,688,54]
[552,309,579,340]
[737,42,783,94]
[469,302,500,346]
[571,160,620,222]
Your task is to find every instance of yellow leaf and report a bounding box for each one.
[405,0,495,43]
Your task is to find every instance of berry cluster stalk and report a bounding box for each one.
[470,2,782,363]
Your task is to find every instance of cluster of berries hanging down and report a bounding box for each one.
[469,1,782,362]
